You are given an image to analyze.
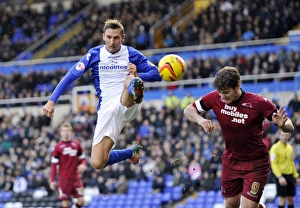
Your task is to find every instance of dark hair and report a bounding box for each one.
[213,66,241,91]
[103,19,124,34]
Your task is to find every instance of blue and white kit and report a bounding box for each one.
[49,44,161,146]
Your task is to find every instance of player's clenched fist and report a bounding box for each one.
[43,100,55,118]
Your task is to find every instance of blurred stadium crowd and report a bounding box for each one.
[0,0,300,207]
[0,0,299,61]
[0,47,299,101]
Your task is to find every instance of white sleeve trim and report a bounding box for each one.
[51,156,59,163]
[79,153,86,159]
[195,97,206,113]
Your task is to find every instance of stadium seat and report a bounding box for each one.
[143,192,153,200]
[164,186,173,193]
[139,180,150,188]
[136,187,149,195]
[172,186,183,201]
[206,196,216,204]
[215,195,224,203]
[207,190,216,197]
[153,192,163,200]
[150,197,162,207]
[123,199,134,206]
[197,190,206,198]
[128,180,139,189]
[161,192,171,203]
[195,196,205,203]
[142,199,152,206]
[185,205,196,208]
[296,186,300,194]
[2,192,12,201]
[164,174,174,187]
[0,193,5,201]
[205,203,215,208]
[294,202,300,208]
[186,197,196,205]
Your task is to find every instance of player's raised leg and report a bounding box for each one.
[121,74,144,107]
[91,138,141,170]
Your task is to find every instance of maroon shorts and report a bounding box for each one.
[58,178,84,200]
[221,155,270,202]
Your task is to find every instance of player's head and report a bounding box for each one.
[213,66,242,104]
[278,131,291,144]
[103,19,125,53]
[59,122,73,142]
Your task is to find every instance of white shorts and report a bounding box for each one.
[92,96,142,148]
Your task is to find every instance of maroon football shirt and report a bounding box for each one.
[193,90,276,161]
[50,140,86,182]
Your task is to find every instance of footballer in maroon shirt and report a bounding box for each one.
[50,122,86,208]
[184,66,294,208]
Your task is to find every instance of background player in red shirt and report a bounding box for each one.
[50,122,86,208]
[184,66,294,208]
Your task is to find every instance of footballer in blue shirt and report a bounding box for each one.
[43,19,162,170]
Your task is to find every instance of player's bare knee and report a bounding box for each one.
[91,160,106,170]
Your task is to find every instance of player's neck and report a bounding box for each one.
[238,88,242,97]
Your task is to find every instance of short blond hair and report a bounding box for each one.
[59,122,73,131]
[103,19,124,34]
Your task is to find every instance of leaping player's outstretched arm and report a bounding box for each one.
[43,71,78,118]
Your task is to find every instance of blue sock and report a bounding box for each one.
[128,79,134,95]
[105,148,133,166]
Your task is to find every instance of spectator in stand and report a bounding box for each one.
[180,91,196,110]
[212,169,222,191]
[86,171,99,187]
[2,0,300,62]
[163,34,175,48]
[270,131,300,208]
[242,23,255,41]
[97,175,107,194]
[209,148,222,175]
[130,165,148,182]
[116,175,128,194]
[12,170,28,194]
[30,173,53,196]
[105,178,118,194]
[138,119,152,139]
[199,171,214,191]
[165,90,180,110]
[187,159,201,191]
[50,122,86,208]
[288,93,300,117]
[173,166,192,195]
[152,173,165,193]
[272,94,281,110]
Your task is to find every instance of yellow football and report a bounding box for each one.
[158,54,186,82]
